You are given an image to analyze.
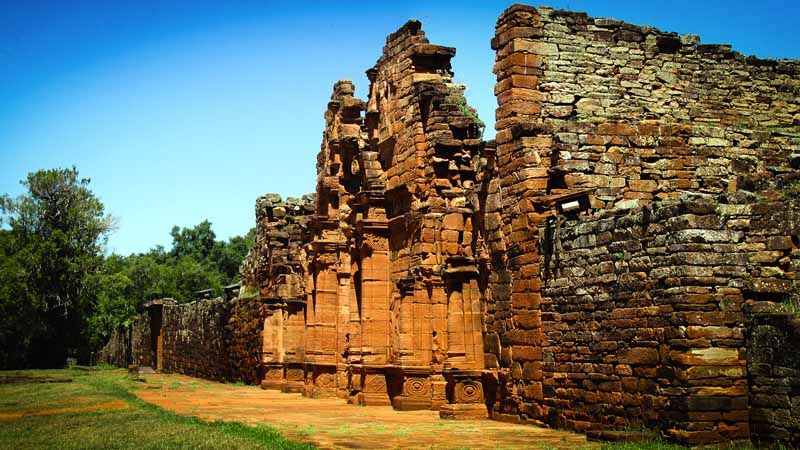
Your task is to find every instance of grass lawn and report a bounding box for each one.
[0,366,313,450]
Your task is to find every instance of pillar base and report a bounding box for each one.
[355,392,392,406]
[439,403,489,420]
[261,365,285,391]
[310,386,338,398]
[283,365,305,394]
[351,370,391,406]
[392,396,431,410]
[281,381,305,393]
[261,379,283,390]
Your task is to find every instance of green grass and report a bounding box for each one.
[0,367,314,450]
[771,292,800,318]
[599,437,791,450]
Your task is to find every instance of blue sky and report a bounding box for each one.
[2,1,798,255]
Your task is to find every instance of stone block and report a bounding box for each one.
[618,348,660,365]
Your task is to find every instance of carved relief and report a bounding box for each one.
[431,330,446,365]
[454,379,484,404]
[403,377,431,398]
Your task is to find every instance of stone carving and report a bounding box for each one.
[431,330,446,365]
[454,380,483,404]
[403,377,430,398]
[97,5,800,447]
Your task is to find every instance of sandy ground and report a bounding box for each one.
[135,373,597,450]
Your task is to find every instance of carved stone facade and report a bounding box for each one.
[234,8,799,444]
[99,5,800,446]
[240,22,492,416]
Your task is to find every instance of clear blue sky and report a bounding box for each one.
[2,1,798,255]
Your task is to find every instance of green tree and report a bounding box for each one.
[86,270,133,350]
[210,227,256,283]
[0,167,114,367]
[0,230,42,368]
[172,255,222,300]
[170,219,216,260]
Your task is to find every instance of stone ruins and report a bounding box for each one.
[100,4,800,446]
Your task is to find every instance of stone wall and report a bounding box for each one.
[492,4,799,211]
[101,298,235,382]
[227,294,268,385]
[487,3,800,445]
[744,196,800,447]
[534,195,752,443]
[97,326,129,367]
[479,192,800,444]
[130,312,152,368]
[747,313,800,446]
[160,298,234,381]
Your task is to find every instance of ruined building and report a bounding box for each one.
[100,4,800,446]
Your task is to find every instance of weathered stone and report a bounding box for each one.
[98,6,800,449]
[618,348,660,365]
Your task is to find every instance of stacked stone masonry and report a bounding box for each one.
[747,313,800,447]
[99,4,800,446]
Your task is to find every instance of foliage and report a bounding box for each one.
[88,223,255,350]
[171,219,217,260]
[773,292,800,318]
[0,230,42,368]
[85,270,134,350]
[446,84,485,132]
[0,167,115,368]
[0,167,255,368]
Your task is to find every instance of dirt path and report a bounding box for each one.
[135,373,596,450]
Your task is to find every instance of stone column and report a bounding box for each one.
[260,306,285,390]
[490,3,551,424]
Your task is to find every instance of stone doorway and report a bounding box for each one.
[148,304,164,371]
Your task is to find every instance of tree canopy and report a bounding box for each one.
[0,167,254,369]
[0,168,114,367]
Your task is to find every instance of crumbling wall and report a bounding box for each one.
[239,194,314,391]
[366,20,489,414]
[492,4,799,210]
[97,327,129,367]
[270,21,493,412]
[130,313,152,368]
[531,195,753,443]
[305,80,365,400]
[160,298,233,381]
[489,3,800,445]
[484,194,799,444]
